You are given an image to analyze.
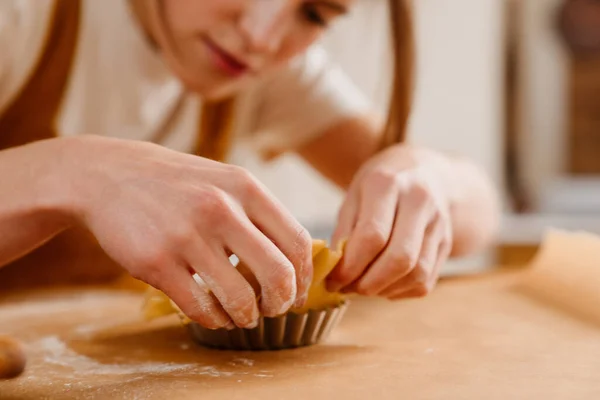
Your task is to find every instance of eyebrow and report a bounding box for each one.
[309,1,349,15]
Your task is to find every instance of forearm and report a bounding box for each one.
[0,138,75,268]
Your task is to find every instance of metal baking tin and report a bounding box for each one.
[187,302,349,351]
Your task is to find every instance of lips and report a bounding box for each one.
[203,37,250,77]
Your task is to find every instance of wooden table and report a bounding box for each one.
[1,270,598,400]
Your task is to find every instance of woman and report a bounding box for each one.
[0,0,500,330]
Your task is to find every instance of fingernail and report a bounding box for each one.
[293,294,307,309]
[246,319,259,329]
[224,321,236,331]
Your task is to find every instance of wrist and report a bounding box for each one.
[388,143,461,208]
[27,137,85,227]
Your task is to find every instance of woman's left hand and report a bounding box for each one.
[326,145,453,300]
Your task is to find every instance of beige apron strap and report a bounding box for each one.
[0,0,105,292]
[0,0,81,150]
[196,98,237,162]
[0,0,237,291]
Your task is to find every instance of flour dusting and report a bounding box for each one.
[229,357,255,367]
[255,373,274,378]
[36,336,196,376]
[27,335,272,382]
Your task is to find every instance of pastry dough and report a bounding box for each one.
[142,239,346,320]
[293,239,346,312]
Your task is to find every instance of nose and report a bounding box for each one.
[239,1,291,54]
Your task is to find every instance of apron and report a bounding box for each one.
[0,0,235,290]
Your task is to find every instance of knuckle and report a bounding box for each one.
[430,209,442,223]
[360,223,388,253]
[290,227,312,270]
[263,262,296,315]
[416,257,434,274]
[179,294,227,329]
[223,290,258,325]
[198,188,234,221]
[232,166,262,198]
[294,226,313,256]
[387,249,418,275]
[274,263,297,294]
[136,245,171,274]
[185,306,222,329]
[182,304,205,323]
[168,225,197,250]
[408,180,433,205]
[367,169,399,190]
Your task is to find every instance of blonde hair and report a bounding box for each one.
[200,0,414,161]
[381,0,414,148]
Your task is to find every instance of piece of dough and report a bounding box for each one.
[521,229,600,324]
[0,336,26,379]
[293,239,346,312]
[142,239,347,320]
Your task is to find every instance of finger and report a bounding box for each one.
[431,234,452,281]
[379,217,445,296]
[388,287,431,301]
[331,183,360,246]
[185,240,260,329]
[223,206,298,318]
[241,177,312,309]
[156,265,233,330]
[378,266,427,298]
[328,175,399,292]
[353,189,434,295]
[328,192,359,289]
[382,232,449,300]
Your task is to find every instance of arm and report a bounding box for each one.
[296,115,501,258]
[0,139,75,268]
[0,135,313,328]
[249,45,498,296]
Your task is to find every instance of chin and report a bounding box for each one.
[160,58,237,101]
[181,75,247,102]
[200,84,239,102]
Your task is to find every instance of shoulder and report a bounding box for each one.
[0,0,56,53]
[0,0,56,113]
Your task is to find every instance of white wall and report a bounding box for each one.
[518,0,569,208]
[409,0,504,190]
[498,0,600,244]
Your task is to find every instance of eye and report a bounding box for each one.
[302,4,327,27]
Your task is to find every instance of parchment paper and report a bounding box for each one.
[1,229,600,399]
[518,229,600,325]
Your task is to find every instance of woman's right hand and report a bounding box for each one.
[63,135,313,330]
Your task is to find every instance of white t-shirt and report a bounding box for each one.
[0,0,371,160]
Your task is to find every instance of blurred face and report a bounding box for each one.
[146,0,353,100]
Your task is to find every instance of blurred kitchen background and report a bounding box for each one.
[228,0,600,275]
